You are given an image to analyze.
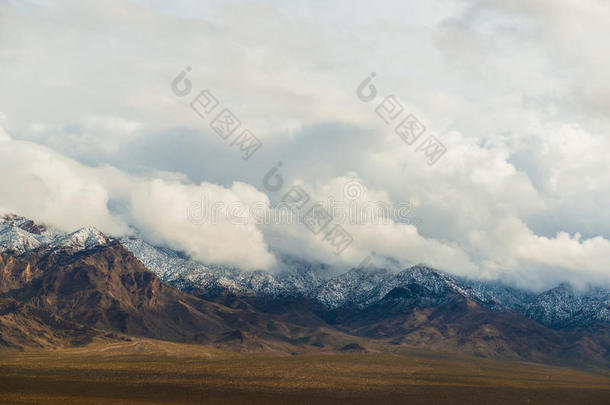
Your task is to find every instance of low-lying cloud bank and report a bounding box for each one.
[0,128,274,270]
[1,126,609,291]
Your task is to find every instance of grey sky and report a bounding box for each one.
[1,0,609,290]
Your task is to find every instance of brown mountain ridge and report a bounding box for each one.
[0,241,362,352]
[0,227,608,370]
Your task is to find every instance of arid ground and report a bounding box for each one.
[0,340,609,404]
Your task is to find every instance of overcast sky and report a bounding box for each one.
[1,0,609,291]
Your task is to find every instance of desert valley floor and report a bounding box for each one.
[1,339,609,405]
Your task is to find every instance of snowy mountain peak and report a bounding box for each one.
[1,213,47,235]
[56,226,109,251]
[0,214,109,255]
[0,225,43,254]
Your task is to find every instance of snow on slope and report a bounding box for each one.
[1,214,608,328]
[0,214,108,255]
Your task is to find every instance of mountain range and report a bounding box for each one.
[120,234,610,329]
[1,214,609,369]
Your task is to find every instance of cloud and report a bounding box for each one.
[0,0,608,289]
[0,127,274,270]
[128,179,275,270]
[0,135,128,235]
[0,126,10,143]
[259,173,477,273]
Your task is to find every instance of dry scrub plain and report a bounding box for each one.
[0,340,609,405]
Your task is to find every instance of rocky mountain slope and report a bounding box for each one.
[0,216,360,352]
[1,214,609,368]
[122,235,610,329]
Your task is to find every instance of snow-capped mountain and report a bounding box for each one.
[466,279,610,327]
[120,236,497,309]
[0,223,43,254]
[524,283,610,328]
[122,234,610,328]
[0,214,109,255]
[2,214,609,329]
[311,265,499,310]
[119,236,331,300]
[466,279,536,314]
[120,234,496,309]
[313,267,396,309]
